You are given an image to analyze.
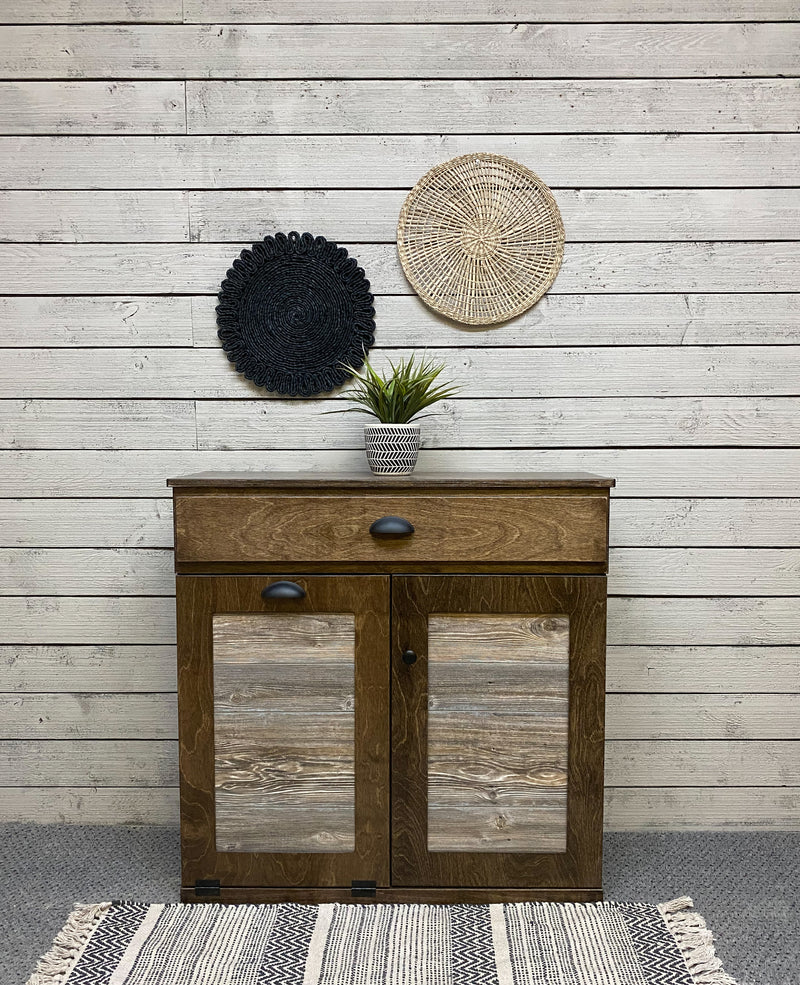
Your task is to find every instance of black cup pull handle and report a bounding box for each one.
[402,649,418,665]
[369,516,415,538]
[261,581,306,600]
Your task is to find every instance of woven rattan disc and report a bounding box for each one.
[397,153,565,325]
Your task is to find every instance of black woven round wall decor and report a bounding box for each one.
[216,231,376,396]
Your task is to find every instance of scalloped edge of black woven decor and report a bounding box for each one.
[216,230,376,397]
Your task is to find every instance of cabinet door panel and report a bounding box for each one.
[178,575,390,889]
[392,576,605,889]
[214,612,356,853]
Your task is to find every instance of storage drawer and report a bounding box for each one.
[173,493,608,564]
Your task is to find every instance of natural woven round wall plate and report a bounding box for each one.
[397,153,565,325]
[216,231,375,396]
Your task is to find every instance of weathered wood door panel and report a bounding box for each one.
[177,574,390,888]
[391,575,605,888]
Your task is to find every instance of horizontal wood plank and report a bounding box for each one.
[196,397,800,449]
[182,2,800,23]
[0,499,174,547]
[0,739,177,785]
[609,548,800,596]
[2,24,798,79]
[609,597,800,645]
[4,738,797,789]
[3,449,798,497]
[0,596,175,643]
[607,646,800,693]
[0,296,194,346]
[0,82,185,135]
[4,498,798,550]
[607,694,800,739]
[0,786,179,824]
[0,644,176,691]
[4,293,798,349]
[3,547,796,597]
[0,0,182,22]
[3,346,798,398]
[0,692,177,738]
[611,499,800,547]
[605,787,800,831]
[10,187,797,244]
[0,786,795,828]
[3,243,798,295]
[0,548,174,595]
[2,135,796,189]
[0,191,188,242]
[187,80,800,135]
[0,399,196,449]
[2,595,797,646]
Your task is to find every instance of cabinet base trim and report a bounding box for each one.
[180,887,603,904]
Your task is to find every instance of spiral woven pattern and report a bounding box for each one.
[216,231,376,396]
[397,153,565,325]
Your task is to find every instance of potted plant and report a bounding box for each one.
[330,355,460,475]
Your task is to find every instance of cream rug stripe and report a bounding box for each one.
[489,903,513,985]
[108,904,163,985]
[304,903,336,985]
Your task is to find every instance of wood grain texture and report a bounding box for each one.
[182,2,800,23]
[427,615,569,853]
[177,575,390,887]
[0,499,174,547]
[6,346,800,398]
[392,575,605,889]
[7,294,799,349]
[0,191,188,242]
[3,135,798,188]
[0,548,174,595]
[2,24,798,79]
[196,398,800,450]
[607,694,800,740]
[0,596,175,643]
[186,187,800,241]
[4,243,800,296]
[186,80,800,136]
[0,0,183,22]
[0,82,185,134]
[173,493,608,565]
[0,693,176,739]
[0,786,179,824]
[3,448,798,497]
[0,644,176,691]
[0,399,195,449]
[0,739,177,785]
[607,645,800,693]
[213,612,355,853]
[5,496,799,550]
[605,788,800,831]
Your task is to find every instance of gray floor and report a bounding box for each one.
[2,825,797,985]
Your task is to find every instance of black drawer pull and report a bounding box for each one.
[369,516,415,538]
[261,581,306,600]
[401,649,418,665]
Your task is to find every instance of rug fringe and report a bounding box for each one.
[658,897,738,985]
[25,902,112,985]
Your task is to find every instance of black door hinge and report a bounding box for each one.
[351,879,376,898]
[195,879,221,898]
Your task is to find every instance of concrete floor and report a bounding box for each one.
[3,825,798,985]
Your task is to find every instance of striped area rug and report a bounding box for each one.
[26,897,736,985]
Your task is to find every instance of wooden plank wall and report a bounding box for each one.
[0,0,798,830]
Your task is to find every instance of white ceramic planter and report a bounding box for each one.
[364,423,421,475]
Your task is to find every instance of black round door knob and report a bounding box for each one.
[401,649,418,665]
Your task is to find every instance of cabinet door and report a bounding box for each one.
[177,575,390,889]
[391,575,605,889]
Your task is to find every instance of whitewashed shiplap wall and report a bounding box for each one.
[0,0,799,830]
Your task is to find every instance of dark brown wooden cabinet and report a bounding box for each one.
[169,472,614,903]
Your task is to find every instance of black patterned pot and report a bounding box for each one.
[364,424,421,475]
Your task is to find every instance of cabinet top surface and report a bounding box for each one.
[167,471,615,489]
